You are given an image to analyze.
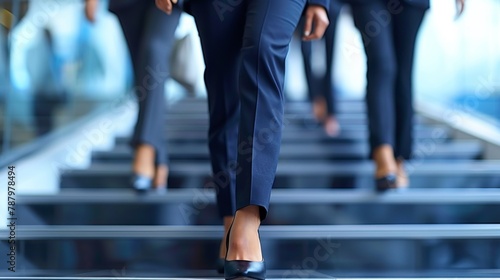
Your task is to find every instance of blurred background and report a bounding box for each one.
[0,0,500,278]
[0,0,499,149]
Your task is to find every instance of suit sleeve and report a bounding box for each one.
[308,0,329,12]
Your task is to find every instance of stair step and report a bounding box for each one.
[3,270,499,279]
[63,161,500,176]
[17,188,500,205]
[3,224,500,240]
[161,113,424,125]
[93,141,482,162]
[116,126,452,144]
[60,162,500,192]
[161,121,430,132]
[168,99,367,113]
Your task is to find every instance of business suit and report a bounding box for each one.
[185,0,328,220]
[348,0,428,160]
[301,0,344,119]
[109,0,181,166]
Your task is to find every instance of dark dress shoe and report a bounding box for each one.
[375,173,397,192]
[224,224,266,280]
[131,174,152,194]
[224,259,266,280]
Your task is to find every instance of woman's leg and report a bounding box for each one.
[392,5,427,187]
[300,25,319,103]
[351,1,398,180]
[112,4,157,184]
[131,3,181,187]
[193,0,306,263]
[322,0,343,136]
[110,2,148,79]
[300,21,326,122]
[189,0,246,259]
[229,0,307,261]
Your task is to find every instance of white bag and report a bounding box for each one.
[170,32,199,94]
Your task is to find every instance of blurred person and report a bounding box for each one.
[31,28,67,137]
[348,0,465,191]
[85,0,182,193]
[157,0,329,279]
[300,0,344,137]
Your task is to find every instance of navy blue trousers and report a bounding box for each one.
[111,1,181,165]
[189,0,307,220]
[350,0,426,159]
[301,0,343,116]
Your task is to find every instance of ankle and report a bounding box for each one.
[313,97,327,121]
[373,145,397,177]
[153,165,168,187]
[226,207,261,259]
[324,116,340,137]
[396,159,407,176]
[133,144,155,177]
[234,206,261,226]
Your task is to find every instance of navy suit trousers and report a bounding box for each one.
[190,0,307,220]
[350,0,426,159]
[111,1,181,165]
[300,0,343,116]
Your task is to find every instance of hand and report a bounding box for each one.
[156,0,177,15]
[455,0,465,18]
[302,5,329,41]
[85,0,99,23]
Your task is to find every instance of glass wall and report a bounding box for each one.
[414,0,500,126]
[1,0,130,154]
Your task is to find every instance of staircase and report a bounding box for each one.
[3,98,500,278]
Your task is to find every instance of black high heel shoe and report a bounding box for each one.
[375,173,397,192]
[224,224,266,280]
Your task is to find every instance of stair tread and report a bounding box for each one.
[94,141,482,161]
[63,161,500,176]
[3,224,500,240]
[17,188,500,204]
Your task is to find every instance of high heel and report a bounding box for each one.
[130,174,152,194]
[375,173,397,192]
[225,260,266,280]
[224,224,266,280]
